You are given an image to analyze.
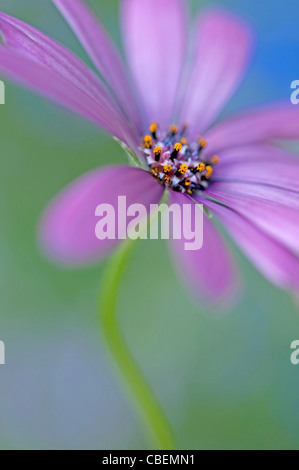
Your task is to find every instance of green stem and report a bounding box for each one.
[98,239,177,450]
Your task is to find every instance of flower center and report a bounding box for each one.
[140,123,219,195]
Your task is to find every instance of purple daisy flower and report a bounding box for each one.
[1,0,299,308]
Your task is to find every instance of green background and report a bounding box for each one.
[0,0,299,450]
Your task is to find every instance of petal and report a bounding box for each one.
[39,166,164,265]
[0,13,135,144]
[207,143,299,164]
[205,185,299,257]
[200,197,299,292]
[169,191,239,308]
[179,9,253,137]
[121,0,187,128]
[52,0,142,133]
[213,155,299,193]
[205,103,299,155]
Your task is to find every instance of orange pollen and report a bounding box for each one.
[197,163,206,173]
[143,135,152,148]
[211,155,219,165]
[170,125,178,134]
[205,165,213,179]
[150,123,158,133]
[197,137,208,148]
[178,164,188,175]
[174,142,182,152]
[153,146,162,155]
[163,164,173,174]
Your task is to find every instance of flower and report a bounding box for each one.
[1,0,299,308]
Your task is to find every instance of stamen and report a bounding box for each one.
[169,124,178,136]
[211,155,219,165]
[197,163,206,173]
[205,165,213,179]
[177,164,188,175]
[153,146,162,162]
[181,138,188,146]
[197,137,208,149]
[171,142,182,160]
[151,167,159,177]
[163,164,173,174]
[143,135,152,149]
[149,122,158,139]
[191,163,205,174]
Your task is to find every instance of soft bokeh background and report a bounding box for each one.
[0,0,299,450]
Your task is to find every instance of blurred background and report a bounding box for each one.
[0,0,299,450]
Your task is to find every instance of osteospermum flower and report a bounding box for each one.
[1,0,299,307]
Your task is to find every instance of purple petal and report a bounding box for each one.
[206,103,299,155]
[199,197,299,292]
[179,9,253,137]
[121,0,187,129]
[52,0,142,133]
[169,191,239,308]
[213,155,299,193]
[39,166,164,265]
[0,13,135,145]
[205,185,299,257]
[207,143,299,164]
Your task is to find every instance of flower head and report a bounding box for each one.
[1,0,299,307]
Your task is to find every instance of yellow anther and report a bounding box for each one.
[181,138,188,146]
[143,135,152,148]
[197,163,206,173]
[205,165,213,179]
[163,164,173,174]
[174,142,182,152]
[211,155,219,165]
[151,167,159,176]
[184,179,191,186]
[150,122,158,134]
[170,124,178,134]
[187,189,193,195]
[153,146,162,155]
[163,175,171,184]
[197,137,208,148]
[178,164,188,175]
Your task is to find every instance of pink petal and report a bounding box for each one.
[0,13,135,145]
[206,103,299,155]
[39,166,164,265]
[200,197,299,292]
[169,191,239,308]
[121,0,187,129]
[205,185,299,257]
[207,143,299,164]
[179,9,253,137]
[213,155,299,193]
[52,0,142,134]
